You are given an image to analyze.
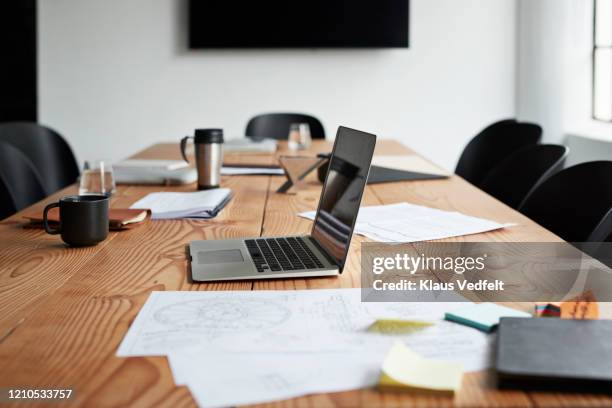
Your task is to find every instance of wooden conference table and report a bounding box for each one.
[1,140,610,407]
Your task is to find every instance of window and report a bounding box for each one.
[594,0,612,121]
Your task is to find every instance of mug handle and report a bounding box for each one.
[43,202,61,235]
[180,136,192,163]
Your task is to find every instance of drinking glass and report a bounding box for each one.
[288,123,312,150]
[79,160,116,196]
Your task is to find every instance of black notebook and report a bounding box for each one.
[496,317,612,392]
[367,165,448,184]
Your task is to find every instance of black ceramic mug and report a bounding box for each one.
[43,195,109,246]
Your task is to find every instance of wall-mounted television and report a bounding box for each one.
[189,1,409,49]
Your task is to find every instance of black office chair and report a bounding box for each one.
[455,119,542,187]
[0,142,47,220]
[245,113,325,140]
[0,122,80,195]
[519,161,612,242]
[479,144,569,209]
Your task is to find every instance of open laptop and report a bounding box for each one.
[189,126,377,281]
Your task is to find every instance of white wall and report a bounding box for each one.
[38,0,517,170]
[517,0,612,165]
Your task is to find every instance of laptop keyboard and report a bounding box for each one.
[245,237,325,273]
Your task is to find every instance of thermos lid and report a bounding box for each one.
[194,128,224,144]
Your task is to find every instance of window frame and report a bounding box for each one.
[593,0,612,122]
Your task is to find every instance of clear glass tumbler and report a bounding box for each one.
[288,123,312,150]
[79,160,116,197]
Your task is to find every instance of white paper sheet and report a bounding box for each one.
[299,202,512,243]
[114,166,198,185]
[117,289,492,407]
[117,289,491,371]
[169,349,388,408]
[129,188,232,219]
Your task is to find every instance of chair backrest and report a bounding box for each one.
[479,144,569,209]
[0,142,47,220]
[519,161,612,242]
[455,119,542,186]
[591,209,612,242]
[0,122,79,195]
[245,113,325,140]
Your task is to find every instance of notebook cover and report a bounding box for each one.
[367,166,448,184]
[496,317,612,392]
[23,208,151,230]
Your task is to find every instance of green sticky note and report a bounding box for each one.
[445,303,531,332]
[367,319,434,335]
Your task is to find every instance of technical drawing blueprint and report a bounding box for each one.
[117,288,491,372]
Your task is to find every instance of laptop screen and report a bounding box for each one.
[311,126,376,271]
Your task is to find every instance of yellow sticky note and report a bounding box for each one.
[378,343,463,395]
[367,319,433,335]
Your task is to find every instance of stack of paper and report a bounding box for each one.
[114,159,189,171]
[378,342,463,394]
[299,202,512,243]
[130,188,232,219]
[114,159,197,185]
[224,138,277,153]
[117,289,492,407]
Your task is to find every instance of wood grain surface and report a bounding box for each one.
[0,140,609,407]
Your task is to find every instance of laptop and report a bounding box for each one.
[189,126,377,281]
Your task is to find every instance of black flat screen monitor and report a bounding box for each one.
[189,0,409,48]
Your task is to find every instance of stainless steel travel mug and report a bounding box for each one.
[181,128,224,190]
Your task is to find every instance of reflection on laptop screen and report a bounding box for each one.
[311,127,376,270]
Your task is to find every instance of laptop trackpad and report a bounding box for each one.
[197,249,244,264]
